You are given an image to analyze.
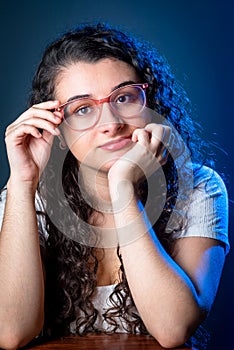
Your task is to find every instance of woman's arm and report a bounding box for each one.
[0,183,45,349]
[0,100,62,349]
[108,126,227,348]
[109,179,225,348]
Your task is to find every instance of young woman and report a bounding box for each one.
[0,23,229,349]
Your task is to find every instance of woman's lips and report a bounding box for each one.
[99,137,132,151]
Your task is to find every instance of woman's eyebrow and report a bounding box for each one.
[111,80,136,92]
[67,94,90,103]
[66,80,137,103]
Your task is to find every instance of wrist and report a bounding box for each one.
[7,177,38,198]
[108,179,136,212]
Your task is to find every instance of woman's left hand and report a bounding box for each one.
[108,123,172,185]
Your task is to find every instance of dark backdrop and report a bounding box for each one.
[0,1,233,349]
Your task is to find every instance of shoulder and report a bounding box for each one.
[191,165,229,216]
[175,165,229,254]
[193,164,228,195]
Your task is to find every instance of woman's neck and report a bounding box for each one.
[79,164,113,213]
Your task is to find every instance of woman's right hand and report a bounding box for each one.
[5,100,62,190]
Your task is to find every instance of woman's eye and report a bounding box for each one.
[116,94,132,103]
[73,105,93,116]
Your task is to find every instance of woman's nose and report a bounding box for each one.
[97,103,125,134]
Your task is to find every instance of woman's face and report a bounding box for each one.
[54,58,151,173]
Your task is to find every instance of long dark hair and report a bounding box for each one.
[30,23,212,338]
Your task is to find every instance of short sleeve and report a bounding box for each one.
[35,191,49,246]
[175,166,229,254]
[0,187,7,231]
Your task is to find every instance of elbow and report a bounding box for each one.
[0,333,23,350]
[0,330,28,350]
[149,324,194,349]
[147,304,208,348]
[157,333,189,349]
[0,322,43,350]
[0,331,38,350]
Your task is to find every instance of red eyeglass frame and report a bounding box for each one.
[56,83,149,131]
[56,83,148,112]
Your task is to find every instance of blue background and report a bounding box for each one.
[0,1,233,348]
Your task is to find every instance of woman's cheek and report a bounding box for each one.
[127,110,152,130]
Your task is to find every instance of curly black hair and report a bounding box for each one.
[30,22,212,339]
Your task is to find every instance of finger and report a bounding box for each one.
[144,124,164,154]
[7,118,60,138]
[146,124,173,150]
[144,124,173,161]
[41,129,55,146]
[16,109,62,126]
[5,124,43,142]
[31,100,61,110]
[132,128,150,146]
[144,123,164,141]
[9,101,62,129]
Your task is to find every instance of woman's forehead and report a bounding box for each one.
[54,59,139,101]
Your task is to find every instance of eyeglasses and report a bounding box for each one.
[56,83,148,131]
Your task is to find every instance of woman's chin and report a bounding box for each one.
[97,158,121,174]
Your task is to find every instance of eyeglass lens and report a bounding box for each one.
[63,85,146,131]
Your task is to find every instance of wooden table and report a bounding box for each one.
[23,334,192,349]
